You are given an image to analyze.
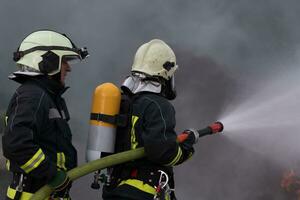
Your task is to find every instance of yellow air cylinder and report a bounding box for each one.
[86,83,121,162]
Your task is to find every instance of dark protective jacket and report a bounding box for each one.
[2,76,77,188]
[103,92,194,200]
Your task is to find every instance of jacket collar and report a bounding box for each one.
[122,75,162,94]
[14,75,69,96]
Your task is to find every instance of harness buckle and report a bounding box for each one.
[15,174,24,192]
[153,170,174,200]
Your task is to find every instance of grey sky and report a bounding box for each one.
[1,0,300,199]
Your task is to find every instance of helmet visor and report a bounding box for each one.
[170,75,175,92]
[163,75,176,100]
[62,55,81,65]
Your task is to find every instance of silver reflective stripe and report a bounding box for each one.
[21,149,45,173]
[22,152,44,172]
[49,108,61,119]
[49,108,66,119]
[61,110,66,119]
[5,116,8,126]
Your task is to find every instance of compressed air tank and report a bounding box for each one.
[86,83,121,162]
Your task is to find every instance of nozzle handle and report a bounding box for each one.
[177,127,214,143]
[177,121,224,143]
[197,127,214,137]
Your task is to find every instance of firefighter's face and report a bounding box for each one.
[60,60,71,85]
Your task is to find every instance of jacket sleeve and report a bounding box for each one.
[142,98,193,166]
[2,89,56,180]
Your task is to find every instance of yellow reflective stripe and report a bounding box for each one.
[21,148,45,173]
[5,116,8,126]
[166,146,182,166]
[119,179,156,195]
[188,151,194,159]
[6,160,10,171]
[61,153,66,170]
[166,193,171,200]
[130,116,139,150]
[7,186,70,200]
[57,152,67,170]
[7,186,33,200]
[57,153,61,168]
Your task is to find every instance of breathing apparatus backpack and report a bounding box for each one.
[86,82,136,188]
[86,83,133,161]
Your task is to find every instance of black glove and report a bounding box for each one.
[48,170,71,192]
[175,129,198,164]
[181,129,199,148]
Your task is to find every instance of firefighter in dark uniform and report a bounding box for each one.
[2,30,88,200]
[102,39,198,200]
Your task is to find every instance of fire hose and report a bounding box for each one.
[30,122,223,200]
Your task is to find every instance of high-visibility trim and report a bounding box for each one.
[166,193,171,200]
[57,152,67,170]
[6,160,10,171]
[5,116,8,126]
[7,186,70,200]
[20,148,45,173]
[7,186,33,200]
[166,146,182,166]
[61,110,66,119]
[188,152,194,159]
[118,179,156,195]
[49,108,64,119]
[130,116,139,150]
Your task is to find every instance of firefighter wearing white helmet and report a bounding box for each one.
[12,30,88,77]
[131,39,178,80]
[130,39,178,100]
[2,30,88,200]
[102,39,197,200]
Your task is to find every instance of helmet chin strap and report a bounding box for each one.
[161,77,177,100]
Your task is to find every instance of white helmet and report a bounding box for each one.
[13,30,89,76]
[131,39,178,80]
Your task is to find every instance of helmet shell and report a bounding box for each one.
[131,39,178,80]
[15,30,80,76]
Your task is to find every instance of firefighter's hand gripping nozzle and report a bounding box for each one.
[177,121,224,143]
[86,83,121,190]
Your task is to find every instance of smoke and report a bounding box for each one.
[1,0,300,199]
